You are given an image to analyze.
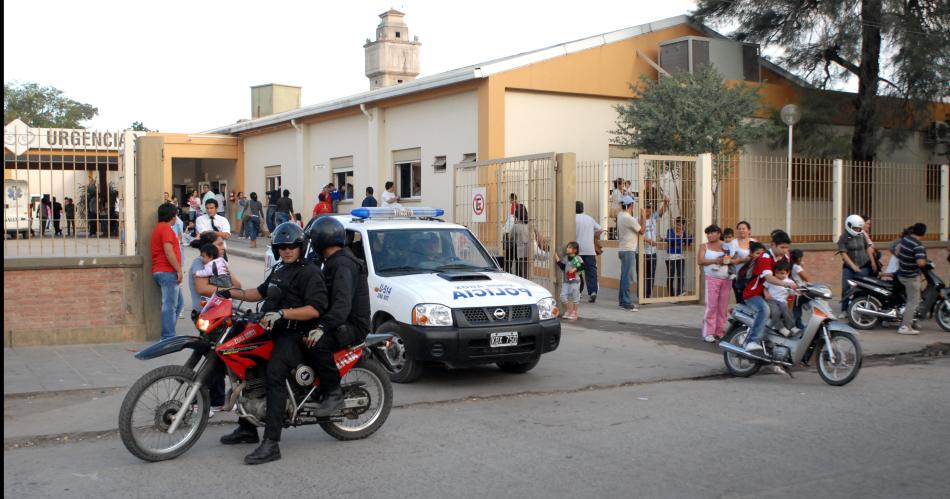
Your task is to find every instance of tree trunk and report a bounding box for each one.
[849,0,882,216]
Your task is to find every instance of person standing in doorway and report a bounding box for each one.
[151,203,183,340]
[574,201,603,303]
[361,186,378,207]
[617,195,642,311]
[640,196,669,298]
[235,192,247,238]
[188,190,201,222]
[510,194,530,279]
[275,190,293,225]
[201,185,215,210]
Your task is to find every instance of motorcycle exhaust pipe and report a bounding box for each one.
[719,341,793,367]
[853,306,898,319]
[221,381,245,412]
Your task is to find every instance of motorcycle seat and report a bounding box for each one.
[854,276,893,288]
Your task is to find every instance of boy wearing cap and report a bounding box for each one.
[617,195,643,311]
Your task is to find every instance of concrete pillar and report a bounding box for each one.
[697,154,713,241]
[136,136,166,341]
[294,122,314,212]
[556,153,577,297]
[121,131,137,257]
[833,159,844,242]
[941,164,949,241]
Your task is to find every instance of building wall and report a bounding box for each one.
[382,90,478,220]
[243,128,298,209]
[504,90,627,162]
[307,113,369,213]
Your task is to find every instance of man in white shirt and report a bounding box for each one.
[195,198,231,249]
[574,201,603,303]
[381,181,401,208]
[617,195,643,311]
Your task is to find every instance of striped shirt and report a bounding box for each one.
[896,235,926,278]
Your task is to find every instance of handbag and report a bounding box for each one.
[503,215,515,234]
[207,261,233,289]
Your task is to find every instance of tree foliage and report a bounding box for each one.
[612,66,765,156]
[130,121,151,131]
[3,81,98,128]
[694,0,950,161]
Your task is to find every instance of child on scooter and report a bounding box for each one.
[554,241,584,321]
[764,260,799,336]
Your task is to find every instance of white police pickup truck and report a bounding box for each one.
[322,207,561,383]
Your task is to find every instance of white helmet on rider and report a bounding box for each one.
[845,214,865,237]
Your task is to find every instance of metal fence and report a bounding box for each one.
[4,127,131,257]
[576,159,640,240]
[713,155,944,242]
[454,153,557,294]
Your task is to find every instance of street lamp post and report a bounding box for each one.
[781,104,801,236]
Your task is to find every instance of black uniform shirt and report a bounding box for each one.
[256,260,328,332]
[320,248,372,340]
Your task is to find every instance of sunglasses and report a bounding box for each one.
[275,244,301,252]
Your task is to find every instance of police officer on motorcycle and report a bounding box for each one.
[304,216,372,415]
[217,222,329,465]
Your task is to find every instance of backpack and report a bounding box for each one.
[735,255,760,293]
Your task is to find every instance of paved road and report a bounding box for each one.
[4,356,948,499]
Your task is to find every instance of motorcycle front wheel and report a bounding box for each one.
[817,331,862,386]
[118,365,210,462]
[936,300,950,332]
[320,358,393,441]
[722,323,761,377]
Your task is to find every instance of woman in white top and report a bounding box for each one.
[698,224,731,342]
[726,220,756,303]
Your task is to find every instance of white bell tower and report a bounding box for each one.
[364,9,421,90]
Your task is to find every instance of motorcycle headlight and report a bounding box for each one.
[538,297,558,320]
[412,304,453,326]
[196,318,211,333]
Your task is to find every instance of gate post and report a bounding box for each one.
[121,131,137,256]
[941,164,949,241]
[556,153,576,294]
[698,154,713,239]
[833,159,844,242]
[136,136,166,341]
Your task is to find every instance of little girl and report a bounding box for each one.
[195,243,230,283]
[554,242,584,320]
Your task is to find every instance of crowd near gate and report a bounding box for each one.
[454,153,558,295]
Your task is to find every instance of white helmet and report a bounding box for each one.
[845,214,865,236]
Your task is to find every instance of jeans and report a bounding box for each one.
[245,216,260,241]
[768,299,795,330]
[841,265,871,312]
[275,211,290,226]
[618,251,638,306]
[644,253,657,298]
[703,275,732,337]
[666,258,686,296]
[899,274,922,329]
[265,206,276,233]
[745,295,770,345]
[581,255,598,296]
[153,272,183,340]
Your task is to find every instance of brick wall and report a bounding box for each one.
[802,246,949,294]
[3,261,147,346]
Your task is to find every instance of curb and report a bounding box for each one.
[226,247,265,260]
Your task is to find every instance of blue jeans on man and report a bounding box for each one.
[619,251,639,307]
[153,272,183,340]
[581,255,598,297]
[275,211,290,226]
[745,295,771,345]
[265,206,277,233]
[841,265,871,312]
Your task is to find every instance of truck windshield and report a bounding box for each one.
[368,228,498,275]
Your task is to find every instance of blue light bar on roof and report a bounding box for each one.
[351,207,445,219]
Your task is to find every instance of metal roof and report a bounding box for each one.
[204,15,808,135]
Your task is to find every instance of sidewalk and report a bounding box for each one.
[223,234,268,260]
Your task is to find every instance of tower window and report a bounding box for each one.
[396,31,401,38]
[397,80,403,83]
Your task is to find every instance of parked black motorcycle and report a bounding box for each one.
[846,262,949,332]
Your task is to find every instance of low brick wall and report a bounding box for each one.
[3,257,148,347]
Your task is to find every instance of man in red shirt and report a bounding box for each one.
[151,203,184,340]
[742,230,797,352]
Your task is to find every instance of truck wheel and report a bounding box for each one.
[497,357,540,374]
[377,321,424,383]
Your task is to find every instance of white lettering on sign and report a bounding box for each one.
[3,119,141,156]
[472,187,487,223]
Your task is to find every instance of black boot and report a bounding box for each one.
[220,424,259,445]
[244,438,281,465]
[315,387,344,417]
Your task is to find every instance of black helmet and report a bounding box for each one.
[270,222,306,259]
[306,216,346,254]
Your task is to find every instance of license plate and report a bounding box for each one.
[490,332,518,347]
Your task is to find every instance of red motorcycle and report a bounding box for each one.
[119,294,395,462]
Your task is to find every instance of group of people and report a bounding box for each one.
[150,195,372,465]
[27,188,117,238]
